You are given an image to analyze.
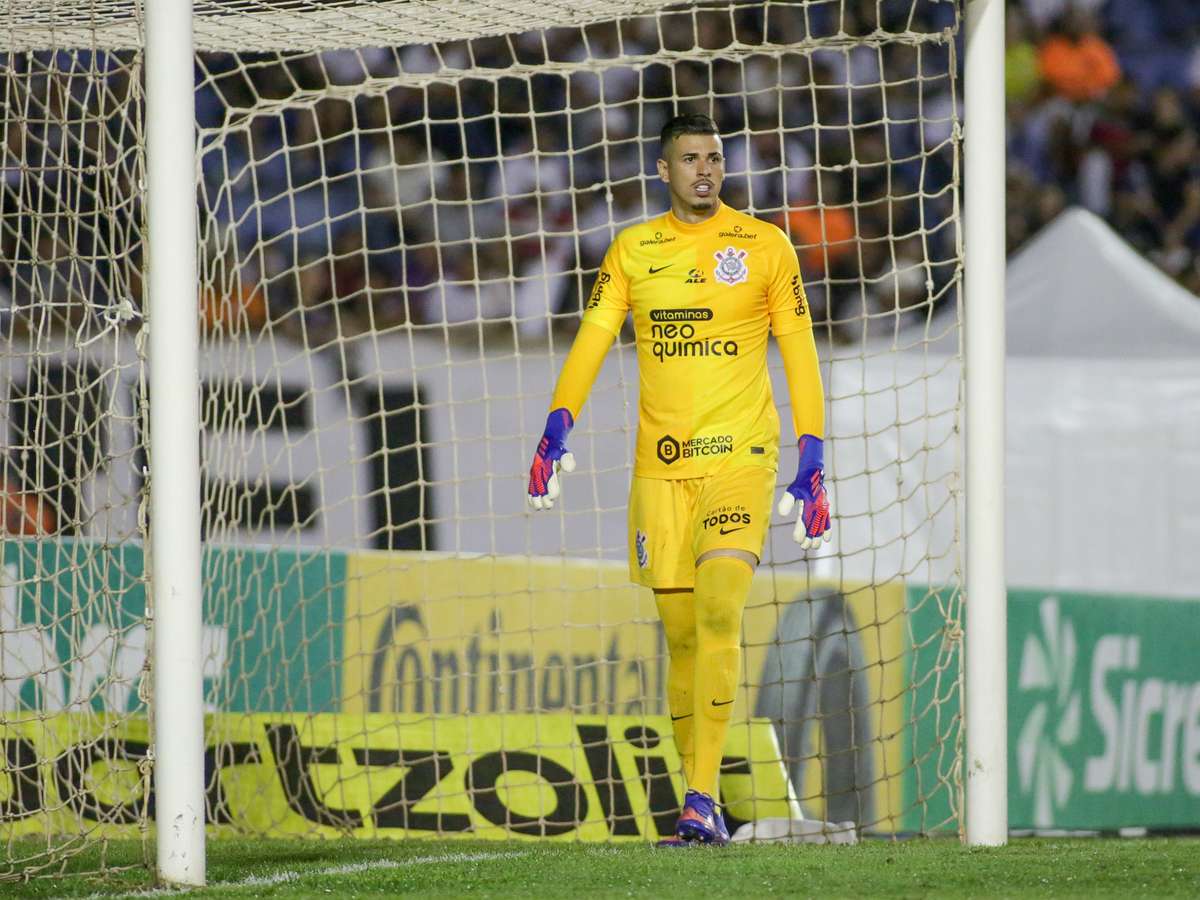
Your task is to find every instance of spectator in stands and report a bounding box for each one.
[200,228,267,336]
[364,128,449,245]
[1037,8,1120,103]
[780,196,855,283]
[1006,6,1042,108]
[0,474,57,536]
[7,0,1198,349]
[861,237,930,342]
[1021,0,1106,33]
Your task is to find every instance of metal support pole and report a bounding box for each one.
[964,0,1008,847]
[145,0,206,884]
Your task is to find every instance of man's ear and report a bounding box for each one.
[656,157,669,182]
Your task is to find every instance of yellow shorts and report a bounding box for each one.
[627,465,775,589]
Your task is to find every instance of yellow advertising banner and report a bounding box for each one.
[341,552,909,831]
[0,554,910,839]
[0,714,795,841]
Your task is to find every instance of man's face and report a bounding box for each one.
[657,133,724,214]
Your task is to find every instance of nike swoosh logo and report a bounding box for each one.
[648,264,673,274]
[670,713,693,721]
[718,526,747,535]
[711,699,734,707]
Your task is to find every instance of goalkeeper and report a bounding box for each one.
[526,113,830,846]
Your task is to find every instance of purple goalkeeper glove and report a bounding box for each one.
[777,434,832,550]
[527,408,576,511]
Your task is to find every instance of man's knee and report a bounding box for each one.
[654,588,697,656]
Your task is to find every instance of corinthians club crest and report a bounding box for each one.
[713,246,749,285]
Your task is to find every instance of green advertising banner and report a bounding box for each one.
[906,586,1200,831]
[1010,589,1200,831]
[0,540,345,715]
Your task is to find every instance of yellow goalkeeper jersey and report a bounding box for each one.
[582,201,812,479]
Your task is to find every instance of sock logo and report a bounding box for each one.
[710,698,734,707]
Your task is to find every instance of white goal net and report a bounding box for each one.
[1,0,964,879]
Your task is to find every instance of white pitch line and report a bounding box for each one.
[65,850,527,899]
[230,850,526,888]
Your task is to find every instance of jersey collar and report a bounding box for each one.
[666,200,732,234]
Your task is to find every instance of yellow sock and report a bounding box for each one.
[690,556,754,797]
[654,590,696,785]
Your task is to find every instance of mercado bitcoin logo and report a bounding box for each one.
[656,435,680,465]
[681,435,732,460]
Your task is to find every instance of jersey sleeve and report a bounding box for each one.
[767,231,813,338]
[581,238,631,337]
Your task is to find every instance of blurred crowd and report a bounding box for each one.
[7,0,1196,358]
[2,2,961,348]
[1006,0,1200,294]
[188,0,962,345]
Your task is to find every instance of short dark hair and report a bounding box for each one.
[659,113,720,154]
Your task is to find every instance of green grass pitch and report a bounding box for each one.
[9,837,1200,898]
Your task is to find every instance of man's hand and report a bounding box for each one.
[777,434,832,550]
[527,408,576,510]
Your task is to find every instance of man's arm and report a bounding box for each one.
[527,244,629,510]
[767,236,832,548]
[776,328,824,441]
[549,322,617,420]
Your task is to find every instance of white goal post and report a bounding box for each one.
[144,0,206,885]
[0,0,1006,885]
[963,0,1008,848]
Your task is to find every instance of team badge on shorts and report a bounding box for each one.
[714,247,749,285]
[635,529,650,568]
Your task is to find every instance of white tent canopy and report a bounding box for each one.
[1007,207,1200,358]
[1003,208,1200,597]
[827,207,1200,597]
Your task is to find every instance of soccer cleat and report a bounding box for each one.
[673,789,730,845]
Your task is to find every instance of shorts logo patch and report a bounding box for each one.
[635,529,650,569]
[703,507,751,532]
[714,247,749,285]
